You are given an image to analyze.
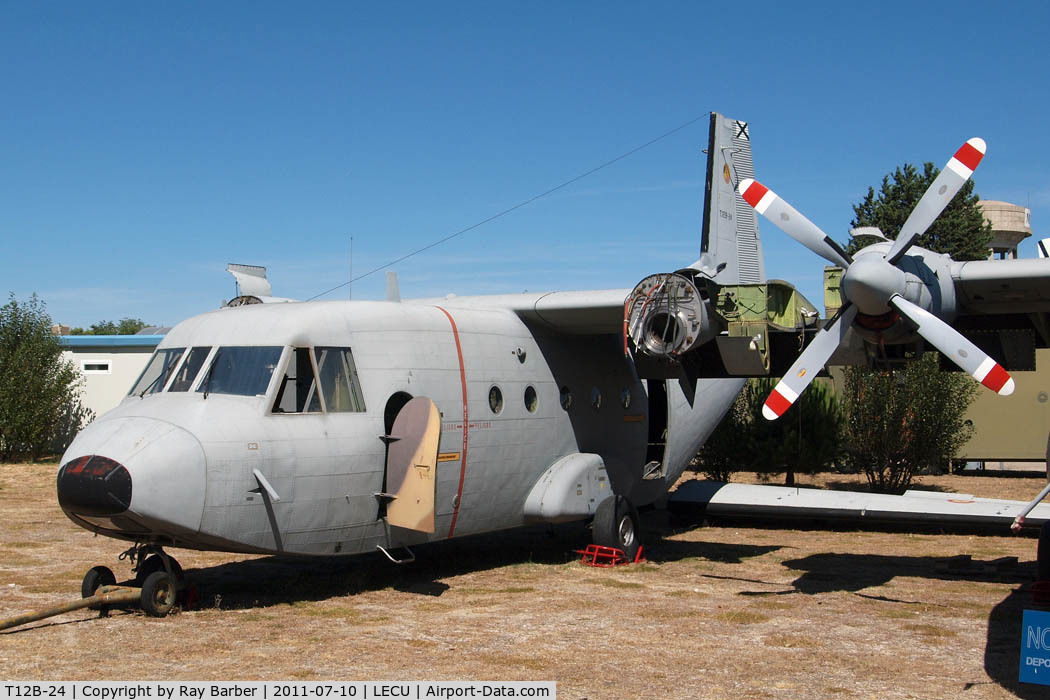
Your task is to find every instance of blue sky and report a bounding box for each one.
[3,1,1048,328]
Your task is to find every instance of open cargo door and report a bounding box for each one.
[384,396,440,533]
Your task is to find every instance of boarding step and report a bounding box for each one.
[642,461,664,480]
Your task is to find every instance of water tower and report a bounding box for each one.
[978,200,1031,259]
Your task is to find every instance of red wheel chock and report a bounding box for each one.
[575,544,646,567]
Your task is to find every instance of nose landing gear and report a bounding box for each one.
[80,544,186,618]
[0,545,188,631]
[139,570,178,617]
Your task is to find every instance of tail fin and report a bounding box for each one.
[693,113,765,285]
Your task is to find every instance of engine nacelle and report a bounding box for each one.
[626,273,714,358]
[843,243,959,347]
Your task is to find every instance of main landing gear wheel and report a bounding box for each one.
[81,566,116,612]
[140,571,176,617]
[593,495,642,562]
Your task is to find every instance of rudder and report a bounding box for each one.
[694,112,765,285]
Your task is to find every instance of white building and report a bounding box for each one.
[61,334,164,421]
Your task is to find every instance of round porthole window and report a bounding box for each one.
[489,385,503,414]
[524,386,538,413]
[591,387,602,410]
[560,386,572,410]
[620,387,631,409]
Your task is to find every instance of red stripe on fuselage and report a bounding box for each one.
[436,306,469,538]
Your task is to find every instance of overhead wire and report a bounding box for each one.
[307,112,711,301]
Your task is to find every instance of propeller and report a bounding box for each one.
[738,179,853,269]
[740,137,1013,420]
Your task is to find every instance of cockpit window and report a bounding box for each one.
[315,347,366,412]
[272,348,322,413]
[129,347,185,397]
[272,346,366,414]
[168,346,213,392]
[197,346,282,398]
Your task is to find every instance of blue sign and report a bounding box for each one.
[1020,609,1050,685]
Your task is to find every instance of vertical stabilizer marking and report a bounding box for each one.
[436,306,469,537]
[701,113,765,284]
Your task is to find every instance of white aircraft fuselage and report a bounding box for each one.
[57,297,742,557]
[56,112,764,564]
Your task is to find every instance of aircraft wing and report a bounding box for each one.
[671,480,1050,530]
[415,289,631,335]
[953,258,1050,315]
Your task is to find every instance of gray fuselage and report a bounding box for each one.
[58,297,741,558]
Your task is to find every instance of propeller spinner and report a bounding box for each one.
[739,138,1013,420]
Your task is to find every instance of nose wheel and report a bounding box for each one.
[135,552,185,586]
[140,571,177,617]
[79,546,186,618]
[81,565,117,614]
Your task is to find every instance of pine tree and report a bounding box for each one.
[848,162,991,260]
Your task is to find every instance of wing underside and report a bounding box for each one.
[953,258,1050,314]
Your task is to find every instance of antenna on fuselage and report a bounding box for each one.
[386,271,401,303]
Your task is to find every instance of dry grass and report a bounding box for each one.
[1,461,1048,699]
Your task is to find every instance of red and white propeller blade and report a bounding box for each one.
[888,295,1014,395]
[737,178,853,269]
[763,304,859,420]
[885,138,986,264]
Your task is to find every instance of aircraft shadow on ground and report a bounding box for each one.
[178,522,593,611]
[779,552,1036,596]
[736,551,1043,698]
[984,587,1048,700]
[175,515,785,610]
[644,537,783,565]
[108,519,1047,698]
[174,514,1035,611]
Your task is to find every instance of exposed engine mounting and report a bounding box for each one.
[626,273,713,358]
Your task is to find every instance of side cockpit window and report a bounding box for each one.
[168,346,213,392]
[315,347,366,412]
[272,346,365,414]
[129,347,185,397]
[197,346,282,397]
[272,348,322,413]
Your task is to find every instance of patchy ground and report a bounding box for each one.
[2,462,1048,699]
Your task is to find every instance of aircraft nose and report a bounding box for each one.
[59,417,207,537]
[57,455,133,516]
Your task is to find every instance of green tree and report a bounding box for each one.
[70,317,148,335]
[841,354,976,493]
[847,162,991,260]
[839,161,988,492]
[0,294,92,460]
[692,387,748,482]
[694,377,843,484]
